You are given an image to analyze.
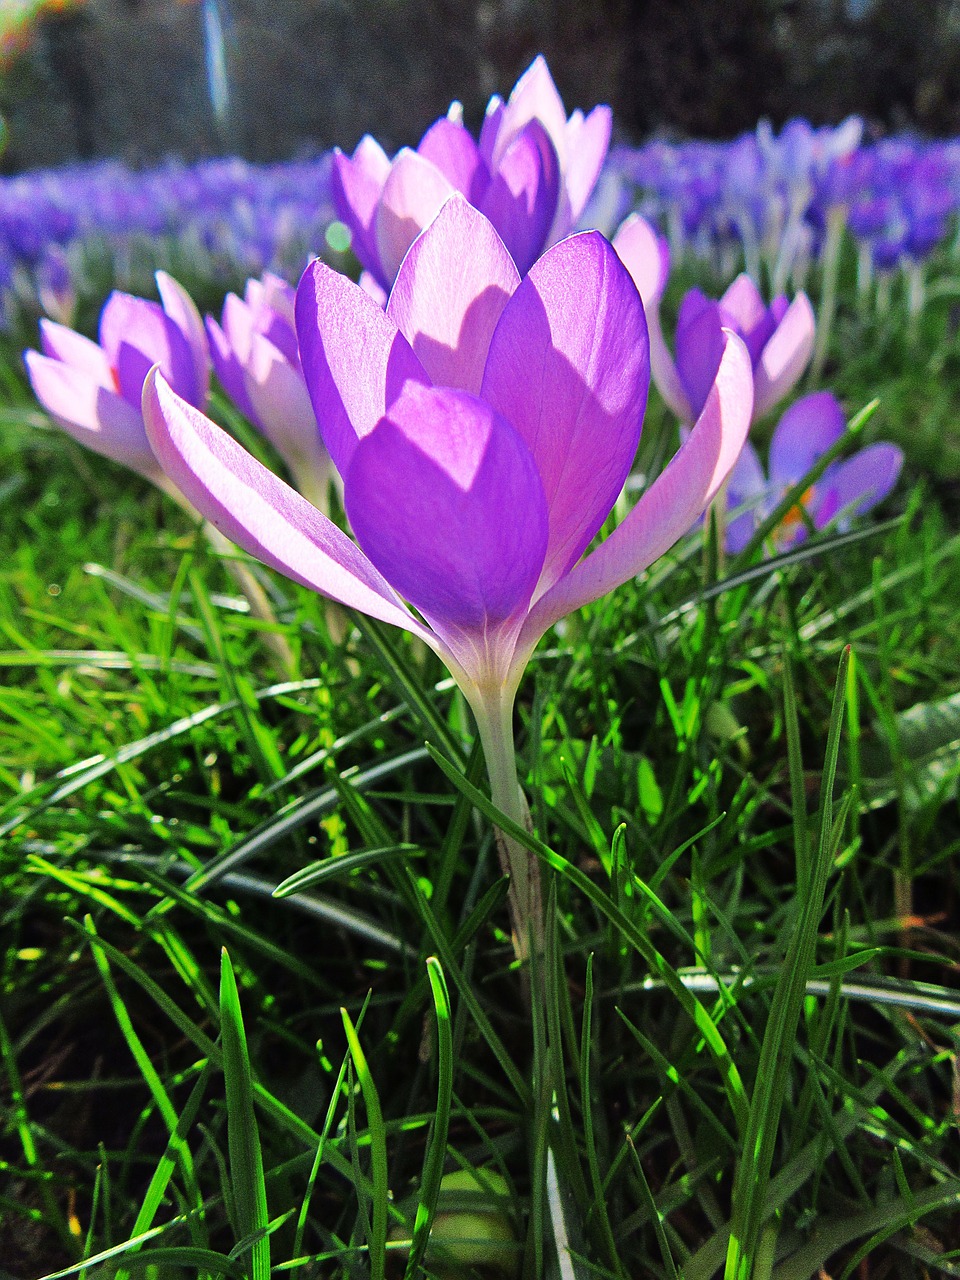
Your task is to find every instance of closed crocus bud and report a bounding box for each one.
[332,55,611,292]
[24,270,208,487]
[207,272,333,510]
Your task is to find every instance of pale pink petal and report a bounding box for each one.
[386,197,519,394]
[142,369,431,639]
[753,292,816,419]
[375,149,456,285]
[294,258,430,476]
[245,331,328,479]
[25,349,161,480]
[556,103,612,235]
[521,331,754,640]
[613,213,670,308]
[38,319,113,386]
[331,136,392,284]
[495,55,568,169]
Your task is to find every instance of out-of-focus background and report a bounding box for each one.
[4,0,960,172]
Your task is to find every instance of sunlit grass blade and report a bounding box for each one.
[724,647,850,1280]
[403,956,454,1280]
[219,948,270,1280]
[341,1006,390,1280]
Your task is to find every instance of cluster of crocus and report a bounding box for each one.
[142,196,754,950]
[613,211,903,555]
[300,57,609,295]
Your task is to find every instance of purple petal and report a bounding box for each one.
[478,96,505,168]
[100,292,200,410]
[753,292,815,419]
[386,197,519,395]
[814,443,903,527]
[206,312,258,424]
[38,318,113,385]
[417,116,488,203]
[25,349,160,479]
[479,119,559,275]
[769,391,846,488]
[556,103,612,235]
[295,258,430,477]
[523,330,754,638]
[375,149,457,285]
[481,230,649,594]
[344,382,548,632]
[675,301,727,423]
[143,369,430,638]
[724,440,767,553]
[331,137,392,285]
[155,271,210,405]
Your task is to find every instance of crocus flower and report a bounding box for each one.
[613,212,813,427]
[24,270,209,489]
[143,198,753,951]
[332,55,611,293]
[207,272,333,510]
[724,391,903,553]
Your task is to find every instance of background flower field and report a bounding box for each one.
[3,97,960,1280]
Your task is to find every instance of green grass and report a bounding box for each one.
[3,235,960,1279]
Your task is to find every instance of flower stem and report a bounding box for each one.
[470,682,544,965]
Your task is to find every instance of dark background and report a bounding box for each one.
[4,0,960,173]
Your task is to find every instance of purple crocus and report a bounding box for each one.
[613,213,814,426]
[143,198,753,951]
[207,272,333,510]
[725,391,903,553]
[332,56,611,293]
[24,270,209,489]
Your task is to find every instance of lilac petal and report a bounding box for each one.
[375,149,457,285]
[206,313,257,423]
[38,318,112,385]
[331,137,392,285]
[344,382,548,632]
[613,214,670,307]
[494,55,568,170]
[718,275,772,363]
[100,292,199,410]
[155,271,209,405]
[295,258,430,477]
[481,230,649,594]
[522,330,754,640]
[769,391,846,488]
[25,349,160,479]
[752,292,815,419]
[143,370,430,638]
[386,197,519,395]
[260,272,297,326]
[556,103,612,235]
[675,301,727,423]
[359,271,388,307]
[479,119,559,275]
[417,116,488,202]
[478,96,505,168]
[724,440,767,553]
[814,443,903,526]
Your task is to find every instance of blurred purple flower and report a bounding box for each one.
[144,199,753,944]
[725,391,903,552]
[207,272,333,509]
[332,56,611,291]
[24,271,209,487]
